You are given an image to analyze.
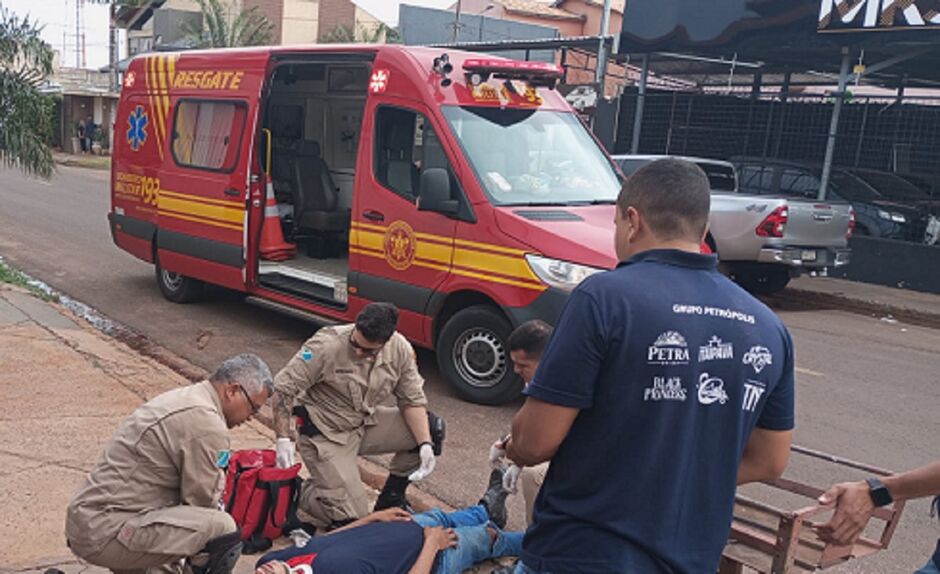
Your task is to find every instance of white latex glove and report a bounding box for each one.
[503,464,522,494]
[408,443,436,482]
[488,437,507,468]
[275,437,295,468]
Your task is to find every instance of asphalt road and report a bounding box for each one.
[1,165,938,572]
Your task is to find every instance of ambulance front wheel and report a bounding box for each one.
[437,305,523,405]
[155,259,204,303]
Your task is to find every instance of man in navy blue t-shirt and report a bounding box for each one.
[506,158,795,573]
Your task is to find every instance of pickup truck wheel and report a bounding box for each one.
[155,258,204,303]
[733,265,791,295]
[436,305,522,405]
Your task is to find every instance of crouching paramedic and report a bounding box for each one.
[271,302,444,530]
[65,354,274,573]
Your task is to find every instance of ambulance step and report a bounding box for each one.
[259,273,343,307]
[245,297,340,326]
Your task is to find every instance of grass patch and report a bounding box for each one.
[0,260,59,302]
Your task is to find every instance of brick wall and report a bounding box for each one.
[318,0,356,41]
[243,0,285,43]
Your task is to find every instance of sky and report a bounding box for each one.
[0,0,453,70]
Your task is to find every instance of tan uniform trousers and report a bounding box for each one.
[71,506,236,574]
[297,405,421,526]
[521,462,549,527]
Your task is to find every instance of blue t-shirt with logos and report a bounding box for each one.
[521,249,795,574]
[255,521,425,574]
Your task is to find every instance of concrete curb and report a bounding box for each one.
[772,287,940,330]
[52,153,111,171]
[9,271,452,514]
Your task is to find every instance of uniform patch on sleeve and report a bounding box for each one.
[300,347,314,362]
[215,449,231,469]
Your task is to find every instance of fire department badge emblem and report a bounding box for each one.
[383,220,416,271]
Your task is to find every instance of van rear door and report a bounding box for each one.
[157,97,254,291]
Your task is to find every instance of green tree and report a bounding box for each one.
[181,0,274,48]
[320,22,401,44]
[0,6,55,178]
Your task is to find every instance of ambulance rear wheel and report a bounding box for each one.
[437,306,522,405]
[155,260,204,303]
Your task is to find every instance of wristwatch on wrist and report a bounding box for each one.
[866,477,894,507]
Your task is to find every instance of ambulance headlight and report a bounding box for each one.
[525,255,603,291]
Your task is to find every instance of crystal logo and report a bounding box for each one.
[743,346,773,374]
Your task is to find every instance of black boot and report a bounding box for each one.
[479,467,508,529]
[374,473,412,512]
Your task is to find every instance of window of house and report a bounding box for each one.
[172,100,246,172]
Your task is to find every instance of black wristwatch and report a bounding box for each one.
[866,477,894,507]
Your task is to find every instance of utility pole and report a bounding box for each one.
[452,0,462,43]
[593,0,612,85]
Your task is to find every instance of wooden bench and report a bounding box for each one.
[720,445,906,573]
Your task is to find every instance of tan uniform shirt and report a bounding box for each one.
[65,380,230,553]
[274,324,427,444]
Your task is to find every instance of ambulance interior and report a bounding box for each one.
[258,62,372,307]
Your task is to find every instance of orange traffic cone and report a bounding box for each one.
[260,182,296,261]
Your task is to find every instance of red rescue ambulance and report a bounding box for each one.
[109,45,623,404]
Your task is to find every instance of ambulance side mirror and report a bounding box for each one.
[417,168,458,216]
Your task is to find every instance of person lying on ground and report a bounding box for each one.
[255,468,520,574]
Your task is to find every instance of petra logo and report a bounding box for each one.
[742,381,766,412]
[743,346,773,374]
[699,336,733,362]
[647,331,690,365]
[818,0,940,31]
[697,373,729,406]
[644,376,687,402]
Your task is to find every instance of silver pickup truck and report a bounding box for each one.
[612,155,853,294]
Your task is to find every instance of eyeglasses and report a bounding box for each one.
[238,384,262,415]
[349,332,384,357]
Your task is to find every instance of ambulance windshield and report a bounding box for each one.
[442,106,621,206]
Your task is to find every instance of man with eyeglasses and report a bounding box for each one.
[66,353,273,574]
[271,302,442,531]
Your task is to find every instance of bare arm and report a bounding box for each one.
[736,428,793,485]
[272,391,293,439]
[407,527,457,574]
[327,507,411,535]
[402,405,432,445]
[817,460,940,545]
[507,397,579,467]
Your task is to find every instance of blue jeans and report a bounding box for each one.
[916,558,940,574]
[411,505,523,574]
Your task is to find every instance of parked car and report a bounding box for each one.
[846,168,939,244]
[732,157,927,243]
[613,155,853,294]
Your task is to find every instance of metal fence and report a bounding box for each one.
[613,89,940,245]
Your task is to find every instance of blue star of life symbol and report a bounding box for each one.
[127,105,148,151]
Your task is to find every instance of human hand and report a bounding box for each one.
[409,443,436,481]
[489,436,509,468]
[503,464,522,494]
[275,438,295,468]
[815,480,875,545]
[371,507,413,523]
[424,526,458,551]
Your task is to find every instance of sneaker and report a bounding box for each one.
[479,467,509,529]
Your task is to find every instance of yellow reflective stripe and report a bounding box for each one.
[152,57,167,155]
[453,237,527,256]
[352,246,544,291]
[158,210,243,232]
[351,220,385,233]
[145,57,163,158]
[416,240,453,265]
[353,229,384,251]
[158,195,243,224]
[453,248,539,282]
[160,190,242,208]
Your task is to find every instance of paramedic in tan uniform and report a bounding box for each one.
[66,354,273,574]
[271,302,440,530]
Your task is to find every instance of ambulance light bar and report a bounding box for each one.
[462,59,563,88]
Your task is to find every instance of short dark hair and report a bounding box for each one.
[508,320,553,358]
[355,302,399,343]
[617,158,710,242]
